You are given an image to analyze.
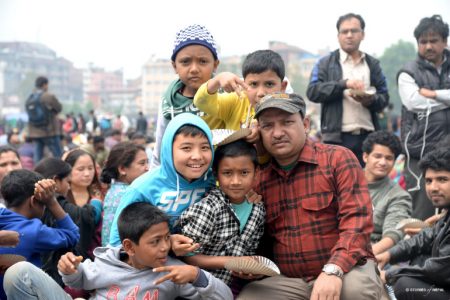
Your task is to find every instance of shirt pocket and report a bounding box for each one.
[300,191,337,225]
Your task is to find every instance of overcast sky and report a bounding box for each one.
[1,0,449,79]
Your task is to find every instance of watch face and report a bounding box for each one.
[324,265,335,272]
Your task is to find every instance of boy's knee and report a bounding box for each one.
[3,261,34,288]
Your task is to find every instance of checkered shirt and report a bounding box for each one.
[179,188,265,284]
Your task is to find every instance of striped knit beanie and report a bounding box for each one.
[171,24,218,61]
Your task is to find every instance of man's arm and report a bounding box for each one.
[307,57,347,104]
[388,226,436,264]
[398,72,450,112]
[326,148,374,272]
[373,189,412,255]
[364,60,389,113]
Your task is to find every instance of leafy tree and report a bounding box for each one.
[379,40,416,114]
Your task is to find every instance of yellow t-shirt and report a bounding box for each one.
[194,81,255,130]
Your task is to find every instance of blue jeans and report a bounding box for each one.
[33,136,63,163]
[3,262,71,300]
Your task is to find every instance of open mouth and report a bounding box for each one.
[187,164,204,169]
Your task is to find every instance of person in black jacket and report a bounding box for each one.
[398,15,450,221]
[377,144,450,300]
[307,13,389,166]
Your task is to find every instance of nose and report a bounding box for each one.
[272,123,285,139]
[190,148,201,160]
[161,238,170,252]
[256,86,266,99]
[231,174,241,185]
[144,163,150,171]
[190,62,199,73]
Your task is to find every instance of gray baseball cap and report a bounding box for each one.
[255,93,306,118]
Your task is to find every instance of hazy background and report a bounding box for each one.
[1,0,449,79]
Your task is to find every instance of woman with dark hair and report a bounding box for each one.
[100,141,148,245]
[62,149,103,299]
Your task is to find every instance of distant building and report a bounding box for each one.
[141,57,177,118]
[0,42,83,113]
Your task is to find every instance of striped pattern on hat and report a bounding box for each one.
[171,24,218,61]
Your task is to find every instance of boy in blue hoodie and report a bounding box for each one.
[109,113,215,246]
[0,169,79,298]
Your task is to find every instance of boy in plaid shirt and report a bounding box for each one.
[179,139,265,285]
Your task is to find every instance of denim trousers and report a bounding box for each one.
[3,262,72,300]
[33,136,63,163]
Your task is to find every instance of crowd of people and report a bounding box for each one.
[0,12,448,300]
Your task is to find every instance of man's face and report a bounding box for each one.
[337,17,365,55]
[418,31,447,65]
[0,151,22,183]
[363,144,396,182]
[258,109,310,166]
[425,169,450,209]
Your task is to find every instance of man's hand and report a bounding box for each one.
[346,79,365,91]
[404,213,443,236]
[153,265,199,285]
[57,252,83,275]
[207,72,249,97]
[0,230,20,247]
[311,272,342,300]
[170,234,200,257]
[419,88,437,99]
[380,270,387,284]
[33,179,57,205]
[375,251,391,270]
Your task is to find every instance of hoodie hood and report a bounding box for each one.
[160,112,214,181]
[126,113,215,230]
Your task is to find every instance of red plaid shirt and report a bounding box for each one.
[256,139,374,280]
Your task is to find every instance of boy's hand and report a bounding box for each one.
[57,252,83,275]
[245,125,260,144]
[171,234,200,257]
[246,189,262,204]
[34,179,57,205]
[207,72,249,97]
[0,230,20,247]
[153,265,199,285]
[231,270,264,280]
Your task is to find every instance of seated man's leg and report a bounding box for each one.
[393,276,450,300]
[3,261,71,300]
[237,275,311,300]
[341,260,387,300]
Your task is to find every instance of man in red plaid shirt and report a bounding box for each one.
[238,93,386,300]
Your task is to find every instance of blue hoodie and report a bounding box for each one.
[109,113,215,246]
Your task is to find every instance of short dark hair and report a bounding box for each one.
[93,135,105,145]
[118,202,169,244]
[1,169,43,208]
[0,145,20,160]
[34,157,72,180]
[362,131,402,158]
[419,136,450,174]
[414,15,449,41]
[35,76,48,88]
[175,125,207,140]
[242,50,285,80]
[130,132,146,141]
[336,13,365,31]
[100,142,146,184]
[213,139,258,173]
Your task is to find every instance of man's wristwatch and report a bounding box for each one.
[322,264,344,278]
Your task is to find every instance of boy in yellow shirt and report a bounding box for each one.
[194,50,288,136]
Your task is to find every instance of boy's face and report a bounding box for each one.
[55,175,71,197]
[172,45,219,98]
[0,151,22,183]
[217,155,256,204]
[173,133,212,182]
[127,222,171,269]
[244,70,287,105]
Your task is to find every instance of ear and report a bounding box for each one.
[171,61,178,74]
[118,165,127,176]
[363,152,369,164]
[281,80,288,92]
[213,59,220,72]
[122,239,135,256]
[303,116,311,133]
